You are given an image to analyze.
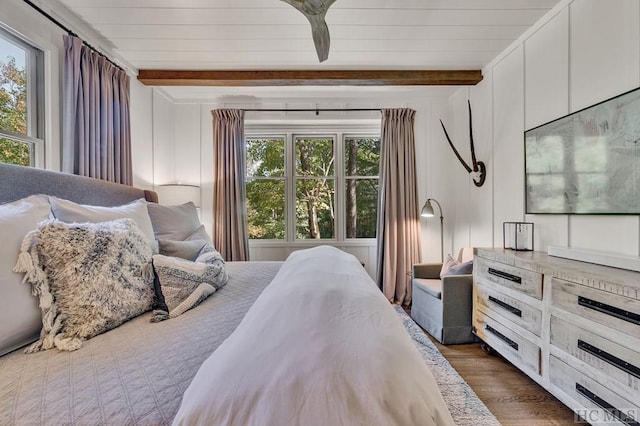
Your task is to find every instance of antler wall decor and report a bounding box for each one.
[440,100,487,187]
[280,0,336,62]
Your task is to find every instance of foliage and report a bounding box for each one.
[246,136,380,240]
[0,56,30,166]
[246,138,286,239]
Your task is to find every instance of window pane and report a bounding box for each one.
[246,179,285,239]
[296,178,334,239]
[345,178,378,238]
[0,137,30,166]
[246,137,285,177]
[344,137,380,176]
[0,36,27,135]
[295,137,334,176]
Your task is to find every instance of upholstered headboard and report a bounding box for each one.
[0,163,158,206]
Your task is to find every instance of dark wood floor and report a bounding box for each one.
[428,335,577,425]
[403,306,575,425]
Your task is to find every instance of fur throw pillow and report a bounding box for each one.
[151,246,229,322]
[14,218,154,352]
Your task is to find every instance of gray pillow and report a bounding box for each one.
[0,195,51,355]
[157,225,213,260]
[147,202,208,242]
[441,258,473,277]
[15,218,155,352]
[50,197,158,253]
[151,248,229,321]
[158,239,208,261]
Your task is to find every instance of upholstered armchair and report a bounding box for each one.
[411,248,474,344]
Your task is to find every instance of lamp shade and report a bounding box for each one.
[157,184,201,207]
[420,200,435,217]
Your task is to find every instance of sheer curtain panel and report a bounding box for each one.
[62,35,132,185]
[211,109,250,261]
[375,108,422,305]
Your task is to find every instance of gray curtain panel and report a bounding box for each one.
[211,109,250,261]
[62,35,132,185]
[375,108,422,305]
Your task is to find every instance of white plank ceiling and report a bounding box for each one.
[56,0,562,71]
[49,0,560,99]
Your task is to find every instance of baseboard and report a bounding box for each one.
[547,246,640,272]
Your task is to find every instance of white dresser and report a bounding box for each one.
[473,248,640,426]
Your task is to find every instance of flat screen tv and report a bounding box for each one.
[525,87,640,214]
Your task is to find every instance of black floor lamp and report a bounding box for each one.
[420,198,444,263]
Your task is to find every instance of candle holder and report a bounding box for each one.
[503,222,534,251]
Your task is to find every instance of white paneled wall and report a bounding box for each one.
[151,90,176,187]
[446,0,640,257]
[130,80,154,190]
[468,69,494,249]
[492,44,525,246]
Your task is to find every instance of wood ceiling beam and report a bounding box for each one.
[137,69,482,86]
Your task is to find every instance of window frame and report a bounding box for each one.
[293,133,336,241]
[245,123,380,245]
[0,25,44,167]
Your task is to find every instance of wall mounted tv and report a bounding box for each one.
[525,87,640,214]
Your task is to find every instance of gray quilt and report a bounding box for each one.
[0,260,498,426]
[0,261,282,426]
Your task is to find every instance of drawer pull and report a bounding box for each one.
[578,296,640,326]
[578,339,640,380]
[576,383,640,426]
[485,324,518,351]
[488,268,522,284]
[488,296,522,317]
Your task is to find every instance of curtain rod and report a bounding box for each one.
[243,108,381,115]
[22,0,125,72]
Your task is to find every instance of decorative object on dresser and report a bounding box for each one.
[420,198,444,262]
[503,221,534,251]
[412,248,475,344]
[473,248,640,426]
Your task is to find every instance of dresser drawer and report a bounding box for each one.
[551,278,640,340]
[550,355,640,425]
[473,310,540,376]
[550,316,640,397]
[476,283,542,336]
[475,257,543,299]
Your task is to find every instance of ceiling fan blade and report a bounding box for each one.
[307,14,330,62]
[280,0,334,62]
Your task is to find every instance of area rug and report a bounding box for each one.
[395,306,502,426]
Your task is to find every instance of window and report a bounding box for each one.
[295,136,335,239]
[246,131,380,242]
[246,137,286,239]
[0,27,43,167]
[344,137,380,238]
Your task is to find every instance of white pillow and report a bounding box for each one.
[50,197,158,253]
[0,195,51,355]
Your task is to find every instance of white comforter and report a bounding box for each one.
[173,246,454,426]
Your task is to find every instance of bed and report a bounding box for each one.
[0,163,499,425]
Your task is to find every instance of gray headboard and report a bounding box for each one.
[0,163,158,206]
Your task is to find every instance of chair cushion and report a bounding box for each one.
[413,278,442,299]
